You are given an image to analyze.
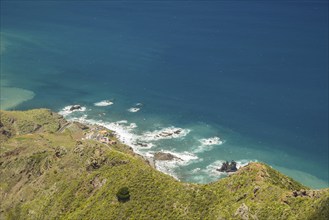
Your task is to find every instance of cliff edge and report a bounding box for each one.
[0,109,328,219]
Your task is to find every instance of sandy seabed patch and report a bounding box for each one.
[0,86,35,110]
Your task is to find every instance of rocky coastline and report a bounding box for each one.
[63,105,240,175]
[1,109,328,219]
[81,123,188,170]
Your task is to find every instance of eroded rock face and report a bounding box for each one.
[234,203,259,220]
[90,176,107,190]
[73,122,89,130]
[292,190,321,198]
[153,152,181,161]
[234,203,249,220]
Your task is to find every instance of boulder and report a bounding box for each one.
[174,129,182,134]
[153,152,181,161]
[90,176,107,189]
[159,132,172,137]
[136,141,149,147]
[234,203,249,220]
[69,105,82,111]
[217,160,238,172]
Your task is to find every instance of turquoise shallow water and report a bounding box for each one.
[1,1,328,188]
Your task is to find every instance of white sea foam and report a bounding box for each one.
[142,127,190,141]
[184,159,253,183]
[64,114,195,179]
[199,136,223,146]
[128,102,143,112]
[154,161,180,179]
[94,100,113,106]
[128,107,140,113]
[92,120,137,146]
[163,150,199,165]
[115,120,128,124]
[191,168,201,173]
[58,105,86,116]
[193,136,223,153]
[112,120,137,129]
[153,150,200,180]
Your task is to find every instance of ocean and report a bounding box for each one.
[1,0,328,188]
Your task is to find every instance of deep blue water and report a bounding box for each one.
[1,1,328,188]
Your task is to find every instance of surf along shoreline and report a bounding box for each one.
[58,104,245,181]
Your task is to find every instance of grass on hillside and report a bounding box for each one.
[0,109,328,220]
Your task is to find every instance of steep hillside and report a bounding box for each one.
[0,109,328,219]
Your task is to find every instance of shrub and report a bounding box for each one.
[116,187,130,202]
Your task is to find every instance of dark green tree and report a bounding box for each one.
[116,187,130,202]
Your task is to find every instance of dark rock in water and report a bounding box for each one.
[217,160,238,172]
[159,132,172,137]
[154,152,181,161]
[217,161,229,172]
[70,105,82,111]
[229,161,238,172]
[157,129,182,138]
[174,129,182,134]
[136,141,149,147]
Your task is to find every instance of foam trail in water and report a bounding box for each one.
[94,100,113,106]
[193,136,223,153]
[128,107,140,112]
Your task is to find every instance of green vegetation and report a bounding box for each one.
[0,109,328,219]
[116,187,130,202]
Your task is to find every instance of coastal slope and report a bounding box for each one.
[0,109,328,219]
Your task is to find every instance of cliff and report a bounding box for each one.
[0,109,328,219]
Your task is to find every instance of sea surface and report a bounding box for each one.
[1,1,328,188]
